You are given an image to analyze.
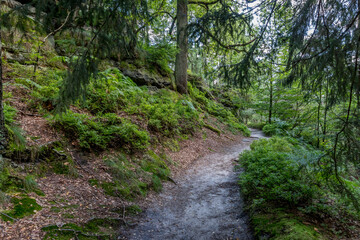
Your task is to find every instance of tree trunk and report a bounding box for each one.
[358,0,360,111]
[268,70,273,124]
[323,80,328,143]
[317,85,322,148]
[0,29,6,151]
[175,0,188,94]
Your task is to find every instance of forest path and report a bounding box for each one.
[119,129,265,240]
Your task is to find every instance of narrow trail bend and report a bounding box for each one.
[119,129,265,240]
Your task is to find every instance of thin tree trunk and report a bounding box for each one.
[0,29,6,150]
[317,85,322,148]
[268,72,273,124]
[175,0,188,94]
[323,79,328,142]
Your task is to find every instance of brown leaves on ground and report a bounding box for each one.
[0,166,126,240]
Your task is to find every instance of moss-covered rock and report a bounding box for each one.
[252,209,326,240]
[42,218,122,240]
[1,196,42,222]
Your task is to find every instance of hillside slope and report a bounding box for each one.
[0,3,250,238]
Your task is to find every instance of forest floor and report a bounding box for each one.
[0,116,250,239]
[117,129,264,240]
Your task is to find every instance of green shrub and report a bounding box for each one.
[239,137,320,208]
[102,159,149,200]
[4,103,17,125]
[51,111,150,151]
[0,159,9,191]
[3,103,27,153]
[104,154,151,200]
[23,175,38,192]
[13,71,63,110]
[82,69,201,138]
[102,151,171,200]
[189,83,250,136]
[143,42,176,76]
[84,68,140,113]
[262,119,290,136]
[226,120,251,136]
[141,150,170,181]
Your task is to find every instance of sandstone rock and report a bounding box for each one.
[121,69,173,89]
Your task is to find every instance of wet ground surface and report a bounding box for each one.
[119,129,265,240]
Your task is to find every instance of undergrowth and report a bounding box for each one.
[51,111,150,151]
[44,68,250,151]
[90,151,171,200]
[42,218,122,240]
[189,83,250,136]
[238,137,360,239]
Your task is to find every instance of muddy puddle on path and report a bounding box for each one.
[119,129,265,240]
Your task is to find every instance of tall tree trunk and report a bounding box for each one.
[175,0,188,94]
[357,0,360,111]
[323,80,328,143]
[0,29,6,151]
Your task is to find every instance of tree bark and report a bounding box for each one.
[175,0,188,94]
[317,85,322,148]
[0,29,6,151]
[268,69,273,124]
[323,79,328,142]
[357,0,360,111]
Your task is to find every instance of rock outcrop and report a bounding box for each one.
[121,69,173,89]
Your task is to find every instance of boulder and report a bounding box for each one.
[4,51,27,64]
[121,69,173,89]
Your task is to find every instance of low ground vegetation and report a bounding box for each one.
[238,136,360,239]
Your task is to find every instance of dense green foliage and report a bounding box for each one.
[239,137,321,208]
[239,136,360,238]
[12,67,248,152]
[51,112,150,150]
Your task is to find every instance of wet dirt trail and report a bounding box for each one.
[119,129,265,240]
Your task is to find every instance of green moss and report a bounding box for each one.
[151,175,162,192]
[252,209,326,240]
[88,179,99,187]
[100,182,117,197]
[141,151,170,180]
[63,213,75,219]
[125,205,142,215]
[42,218,122,240]
[63,204,80,209]
[1,197,42,222]
[50,206,61,213]
[163,139,180,152]
[203,123,221,135]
